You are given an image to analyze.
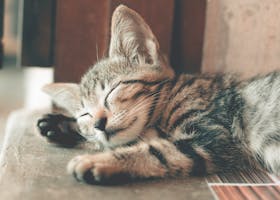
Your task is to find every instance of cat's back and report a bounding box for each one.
[242,71,280,108]
[167,73,236,106]
[241,71,280,133]
[162,73,240,131]
[241,71,280,174]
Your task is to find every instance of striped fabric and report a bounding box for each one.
[211,185,280,200]
[206,169,280,200]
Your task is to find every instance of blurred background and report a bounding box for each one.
[0,0,52,145]
[0,0,23,144]
[1,0,280,144]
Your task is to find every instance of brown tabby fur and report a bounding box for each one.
[37,5,280,185]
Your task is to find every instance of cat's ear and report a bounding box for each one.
[42,83,81,115]
[109,5,161,66]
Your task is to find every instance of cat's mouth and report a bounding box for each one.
[103,117,138,141]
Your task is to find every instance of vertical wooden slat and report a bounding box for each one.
[54,0,110,83]
[171,0,206,74]
[21,0,55,67]
[0,0,4,68]
[110,0,175,64]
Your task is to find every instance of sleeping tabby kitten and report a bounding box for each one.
[37,5,280,184]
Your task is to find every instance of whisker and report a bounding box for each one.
[126,89,168,110]
[110,98,170,126]
[108,84,170,126]
[109,92,159,123]
[110,95,157,124]
[112,92,169,124]
[96,43,99,62]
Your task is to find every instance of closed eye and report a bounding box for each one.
[79,113,93,118]
[104,81,122,110]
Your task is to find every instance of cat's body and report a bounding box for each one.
[37,5,280,184]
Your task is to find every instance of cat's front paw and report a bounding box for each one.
[67,154,129,185]
[37,114,85,147]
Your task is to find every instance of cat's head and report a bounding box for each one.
[43,5,174,148]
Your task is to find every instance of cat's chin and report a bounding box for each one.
[85,130,138,150]
[104,137,139,149]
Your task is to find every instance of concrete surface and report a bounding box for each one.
[0,109,213,200]
[0,68,24,149]
[203,0,280,78]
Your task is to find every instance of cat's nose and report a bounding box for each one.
[94,117,107,131]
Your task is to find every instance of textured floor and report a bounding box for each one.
[0,68,24,148]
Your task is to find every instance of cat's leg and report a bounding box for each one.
[37,114,85,147]
[67,138,206,184]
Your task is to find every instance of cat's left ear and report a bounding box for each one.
[42,83,81,116]
[109,5,162,66]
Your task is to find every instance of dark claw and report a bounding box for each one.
[38,121,48,128]
[83,170,96,184]
[47,131,56,137]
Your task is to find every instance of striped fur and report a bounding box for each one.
[39,5,280,184]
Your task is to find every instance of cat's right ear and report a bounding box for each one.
[109,5,160,66]
[42,83,81,115]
